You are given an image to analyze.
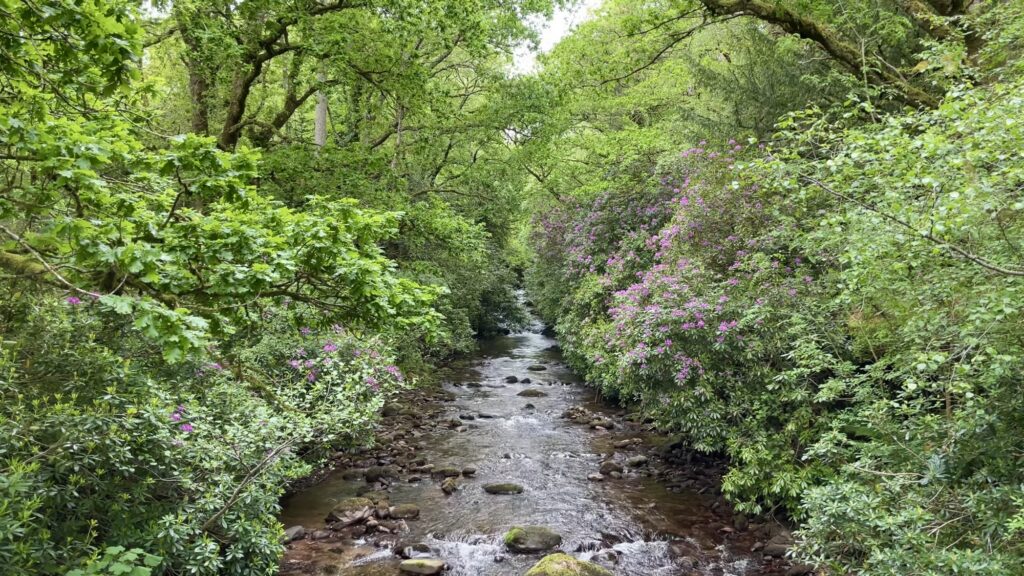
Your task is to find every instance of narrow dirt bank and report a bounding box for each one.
[277,321,807,576]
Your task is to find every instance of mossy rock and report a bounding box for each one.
[325,497,373,522]
[390,504,421,519]
[433,466,462,478]
[524,553,612,576]
[504,526,562,553]
[398,558,445,574]
[483,482,524,495]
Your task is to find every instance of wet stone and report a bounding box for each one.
[483,482,524,495]
[524,553,612,576]
[517,388,549,397]
[527,364,548,371]
[390,504,420,519]
[504,526,563,553]
[626,455,649,467]
[282,525,305,543]
[398,558,446,575]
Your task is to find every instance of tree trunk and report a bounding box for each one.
[315,63,328,148]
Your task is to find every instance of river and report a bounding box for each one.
[278,317,789,575]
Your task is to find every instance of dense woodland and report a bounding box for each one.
[1,0,1023,574]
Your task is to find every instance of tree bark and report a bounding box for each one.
[315,63,328,148]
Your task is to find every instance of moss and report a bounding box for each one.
[524,553,613,576]
[503,527,524,546]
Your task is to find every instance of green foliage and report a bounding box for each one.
[66,547,161,576]
[524,2,1024,574]
[0,297,408,575]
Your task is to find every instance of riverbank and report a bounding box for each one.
[277,326,810,575]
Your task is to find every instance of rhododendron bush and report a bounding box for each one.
[529,78,1024,573]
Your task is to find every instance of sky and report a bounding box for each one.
[511,0,603,75]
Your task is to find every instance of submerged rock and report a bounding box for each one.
[483,482,524,495]
[504,526,562,553]
[524,553,612,576]
[390,504,420,520]
[505,375,519,383]
[527,364,548,371]
[599,461,623,475]
[399,558,446,574]
[517,388,549,398]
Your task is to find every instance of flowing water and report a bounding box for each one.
[279,318,773,576]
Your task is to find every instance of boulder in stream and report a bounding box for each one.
[626,455,649,467]
[527,364,548,371]
[504,376,519,383]
[524,553,612,576]
[441,477,459,494]
[483,482,524,495]
[325,497,374,526]
[399,558,446,574]
[517,388,549,398]
[389,504,420,520]
[504,526,562,553]
[281,525,305,543]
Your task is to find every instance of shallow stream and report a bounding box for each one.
[279,319,774,575]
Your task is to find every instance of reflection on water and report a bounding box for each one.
[279,316,766,575]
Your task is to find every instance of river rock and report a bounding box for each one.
[282,525,305,543]
[527,364,548,371]
[626,455,648,467]
[325,497,374,525]
[524,553,612,576]
[587,473,604,482]
[461,466,477,477]
[589,418,615,430]
[399,542,433,559]
[365,465,399,483]
[523,403,536,409]
[505,376,519,383]
[433,466,462,478]
[390,504,420,520]
[483,482,524,495]
[787,564,816,575]
[459,413,476,420]
[477,412,497,419]
[599,461,623,475]
[441,477,458,494]
[763,533,792,557]
[517,388,548,398]
[399,558,446,574]
[504,526,563,553]
[520,377,532,384]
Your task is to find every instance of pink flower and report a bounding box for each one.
[179,423,194,433]
[66,296,82,305]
